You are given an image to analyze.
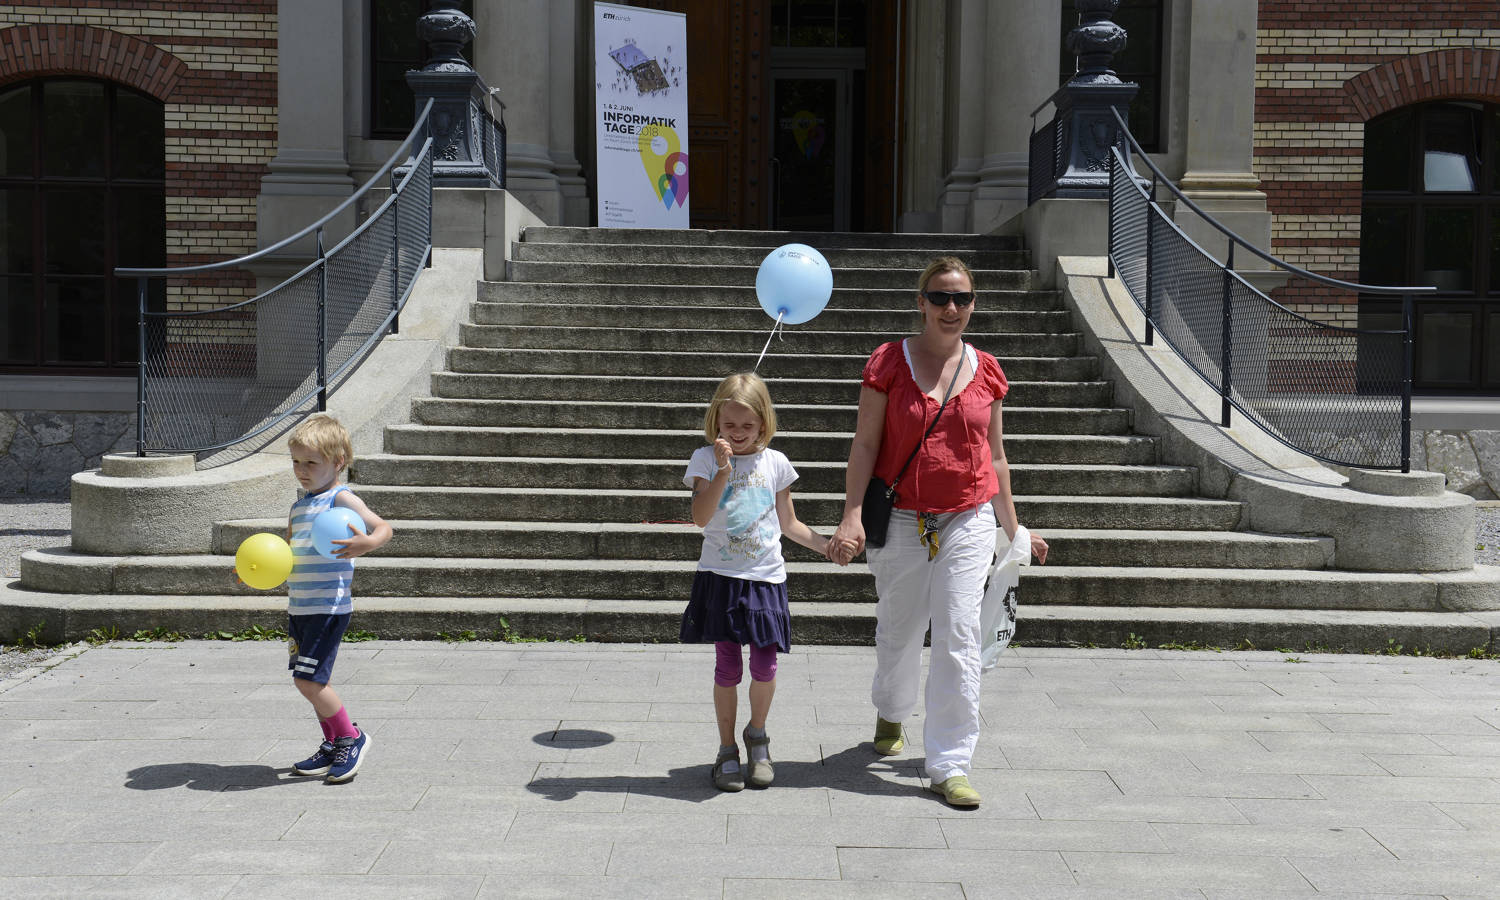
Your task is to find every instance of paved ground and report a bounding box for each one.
[4,639,1500,898]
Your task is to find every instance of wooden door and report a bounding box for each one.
[628,0,769,228]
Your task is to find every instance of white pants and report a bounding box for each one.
[867,502,996,782]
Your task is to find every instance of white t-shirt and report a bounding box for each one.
[683,445,798,584]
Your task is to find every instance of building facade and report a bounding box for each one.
[1,0,1497,494]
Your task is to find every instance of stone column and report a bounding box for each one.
[256,0,354,251]
[1174,0,1271,261]
[477,0,562,223]
[898,0,950,233]
[968,0,1061,233]
[549,0,590,225]
[934,0,985,233]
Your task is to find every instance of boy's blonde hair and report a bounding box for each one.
[287,414,352,471]
[703,372,776,450]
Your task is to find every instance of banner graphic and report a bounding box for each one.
[594,2,689,228]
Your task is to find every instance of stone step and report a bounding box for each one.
[324,485,1241,530]
[456,324,1079,357]
[445,348,1099,381]
[25,551,1496,612]
[428,373,1115,407]
[470,302,1074,334]
[478,282,1063,310]
[214,521,1327,570]
[505,260,1038,291]
[512,242,1031,270]
[352,456,1194,496]
[407,399,1132,436]
[379,426,1161,465]
[522,226,1021,252]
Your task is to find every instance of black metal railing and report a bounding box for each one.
[1027,89,1064,206]
[116,100,437,464]
[1105,108,1433,471]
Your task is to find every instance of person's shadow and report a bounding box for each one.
[526,739,926,803]
[125,763,304,791]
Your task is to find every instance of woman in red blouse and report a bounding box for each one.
[829,256,1048,807]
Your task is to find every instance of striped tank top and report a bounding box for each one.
[287,484,356,616]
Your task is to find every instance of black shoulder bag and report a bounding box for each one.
[861,348,965,548]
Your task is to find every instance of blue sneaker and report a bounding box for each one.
[326,728,369,783]
[292,740,336,776]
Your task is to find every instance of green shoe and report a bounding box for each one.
[873,716,905,756]
[928,774,981,808]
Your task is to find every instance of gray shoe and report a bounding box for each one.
[712,747,744,792]
[742,725,773,788]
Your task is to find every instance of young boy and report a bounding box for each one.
[283,414,392,783]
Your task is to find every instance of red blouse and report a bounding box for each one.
[863,339,1009,513]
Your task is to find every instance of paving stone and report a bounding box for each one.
[4,642,1500,895]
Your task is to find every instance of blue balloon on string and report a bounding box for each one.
[755,243,833,325]
[311,506,367,559]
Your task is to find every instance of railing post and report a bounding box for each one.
[1401,292,1414,473]
[1144,171,1156,346]
[390,167,402,336]
[136,276,148,456]
[316,227,328,411]
[1221,242,1234,428]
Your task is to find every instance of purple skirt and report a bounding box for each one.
[681,570,791,652]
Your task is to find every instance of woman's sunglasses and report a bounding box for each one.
[920,290,975,308]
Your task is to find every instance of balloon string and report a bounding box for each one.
[753,311,786,372]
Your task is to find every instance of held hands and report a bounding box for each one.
[826,519,864,566]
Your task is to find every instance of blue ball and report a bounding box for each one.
[311,506,367,559]
[755,243,833,325]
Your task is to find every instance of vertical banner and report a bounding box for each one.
[594,2,689,228]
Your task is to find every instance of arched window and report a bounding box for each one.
[1360,100,1500,394]
[0,78,164,374]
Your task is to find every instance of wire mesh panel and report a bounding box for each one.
[1028,118,1059,206]
[1105,147,1410,469]
[131,114,434,462]
[394,146,433,291]
[1109,152,1149,299]
[144,267,321,455]
[1147,212,1229,391]
[1227,278,1405,468]
[325,212,398,387]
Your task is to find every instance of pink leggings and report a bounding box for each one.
[714,641,778,687]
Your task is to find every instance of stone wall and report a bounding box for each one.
[1413,430,1500,501]
[0,412,135,497]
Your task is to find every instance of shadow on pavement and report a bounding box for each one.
[125,763,302,791]
[526,743,927,803]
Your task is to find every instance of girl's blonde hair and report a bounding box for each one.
[703,372,776,450]
[287,414,353,471]
[917,255,975,293]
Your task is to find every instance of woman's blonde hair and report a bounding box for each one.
[917,255,975,293]
[287,414,353,471]
[703,372,776,450]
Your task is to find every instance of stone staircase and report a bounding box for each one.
[16,227,1494,649]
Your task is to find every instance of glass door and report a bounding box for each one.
[771,69,851,231]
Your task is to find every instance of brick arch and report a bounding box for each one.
[0,24,188,100]
[1345,48,1500,121]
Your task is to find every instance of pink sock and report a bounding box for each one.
[326,706,358,740]
[319,718,335,742]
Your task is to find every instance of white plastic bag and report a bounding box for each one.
[980,525,1031,670]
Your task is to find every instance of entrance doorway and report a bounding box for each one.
[771,56,862,231]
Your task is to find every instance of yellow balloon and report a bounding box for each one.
[235,532,294,590]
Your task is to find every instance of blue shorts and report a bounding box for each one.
[287,613,351,683]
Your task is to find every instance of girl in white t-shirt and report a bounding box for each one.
[682,372,833,792]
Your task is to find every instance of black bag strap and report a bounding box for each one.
[888,344,966,491]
